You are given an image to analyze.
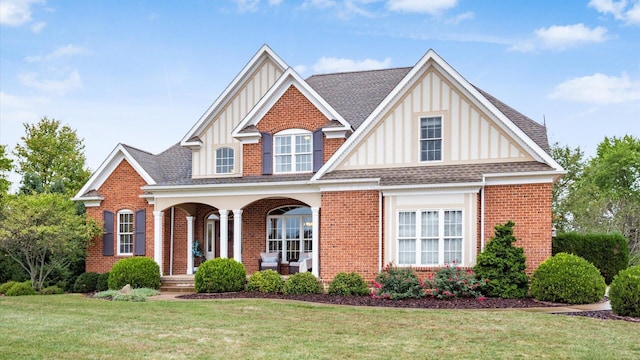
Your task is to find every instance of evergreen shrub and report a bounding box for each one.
[96,272,110,292]
[473,221,529,298]
[5,281,36,296]
[282,272,322,295]
[608,265,640,317]
[530,253,606,304]
[40,285,64,295]
[372,264,425,300]
[73,272,99,293]
[328,272,370,296]
[108,257,161,290]
[0,281,17,295]
[195,258,246,293]
[246,270,284,293]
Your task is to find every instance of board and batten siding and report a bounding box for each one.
[338,67,533,170]
[192,58,284,178]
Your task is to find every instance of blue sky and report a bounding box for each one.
[1,0,639,185]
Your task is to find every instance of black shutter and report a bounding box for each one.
[313,129,324,172]
[134,209,146,255]
[103,211,114,256]
[262,132,273,175]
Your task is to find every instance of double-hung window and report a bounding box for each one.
[397,209,462,266]
[420,116,442,161]
[274,130,312,173]
[267,206,313,262]
[215,147,234,174]
[117,210,134,255]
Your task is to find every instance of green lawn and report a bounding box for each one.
[0,294,637,359]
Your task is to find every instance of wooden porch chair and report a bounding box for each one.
[258,251,282,274]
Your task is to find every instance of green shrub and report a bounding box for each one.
[96,272,110,292]
[553,232,629,284]
[5,281,36,296]
[530,253,606,304]
[328,272,370,296]
[112,293,146,302]
[608,265,640,317]
[0,254,29,284]
[246,270,284,293]
[195,258,246,293]
[474,221,529,298]
[0,280,18,295]
[426,264,486,299]
[40,285,64,295]
[372,264,425,300]
[73,272,99,293]
[93,290,117,300]
[108,257,161,290]
[283,272,322,295]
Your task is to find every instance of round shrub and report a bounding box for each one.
[6,281,36,296]
[373,264,424,300]
[73,272,100,293]
[609,265,640,317]
[530,253,606,304]
[246,270,284,293]
[283,272,322,295]
[328,272,370,296]
[96,272,110,292]
[108,257,161,290]
[195,258,246,293]
[40,285,64,295]
[0,281,18,295]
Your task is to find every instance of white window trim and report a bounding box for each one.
[214,146,235,175]
[396,209,464,266]
[266,206,313,263]
[117,209,134,256]
[273,129,313,174]
[418,115,443,163]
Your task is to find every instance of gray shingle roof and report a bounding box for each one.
[120,143,191,184]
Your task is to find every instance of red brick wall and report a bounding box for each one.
[243,85,344,176]
[85,160,154,273]
[483,183,553,274]
[321,191,380,281]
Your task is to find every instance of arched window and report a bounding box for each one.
[266,206,312,262]
[274,129,312,173]
[215,147,234,174]
[117,209,134,255]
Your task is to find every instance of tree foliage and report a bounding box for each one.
[0,193,101,290]
[13,117,91,195]
[0,144,12,198]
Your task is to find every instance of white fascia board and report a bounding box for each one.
[382,185,483,197]
[144,181,319,198]
[181,44,288,146]
[312,48,564,180]
[73,144,156,200]
[142,180,313,193]
[232,68,351,137]
[483,170,566,186]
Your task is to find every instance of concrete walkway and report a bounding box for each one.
[147,292,612,313]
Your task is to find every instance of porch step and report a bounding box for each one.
[160,275,195,293]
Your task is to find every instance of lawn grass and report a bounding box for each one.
[1,294,638,359]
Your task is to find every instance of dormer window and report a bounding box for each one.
[215,147,235,174]
[274,129,312,173]
[420,116,442,161]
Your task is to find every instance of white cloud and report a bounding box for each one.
[0,0,43,26]
[302,0,336,9]
[387,0,457,14]
[311,56,392,74]
[25,44,87,63]
[549,73,640,104]
[293,64,308,75]
[447,11,473,25]
[19,70,82,95]
[232,0,282,12]
[510,23,608,52]
[589,0,640,25]
[30,21,45,32]
[301,0,377,19]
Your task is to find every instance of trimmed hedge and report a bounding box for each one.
[195,258,246,293]
[553,232,629,284]
[96,272,110,292]
[608,265,640,317]
[328,272,370,296]
[108,257,161,290]
[283,272,322,295]
[530,253,606,304]
[246,270,284,293]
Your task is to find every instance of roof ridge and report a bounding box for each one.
[120,143,155,156]
[306,66,413,79]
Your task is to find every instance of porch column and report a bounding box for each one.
[186,216,195,275]
[153,211,164,275]
[311,207,320,278]
[233,209,243,263]
[219,209,229,258]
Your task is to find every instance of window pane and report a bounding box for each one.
[295,134,312,153]
[398,211,416,237]
[444,211,462,237]
[295,154,312,172]
[421,211,439,237]
[398,239,416,265]
[420,117,442,161]
[118,212,133,254]
[216,147,234,174]
[285,217,299,239]
[275,136,291,155]
[275,155,291,172]
[421,238,438,265]
[444,238,462,264]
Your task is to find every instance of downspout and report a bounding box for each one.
[378,191,383,271]
[169,207,175,276]
[481,176,486,252]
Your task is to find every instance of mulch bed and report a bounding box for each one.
[177,292,639,322]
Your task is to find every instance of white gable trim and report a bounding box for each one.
[312,49,563,181]
[232,68,351,137]
[180,44,289,147]
[72,144,156,200]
